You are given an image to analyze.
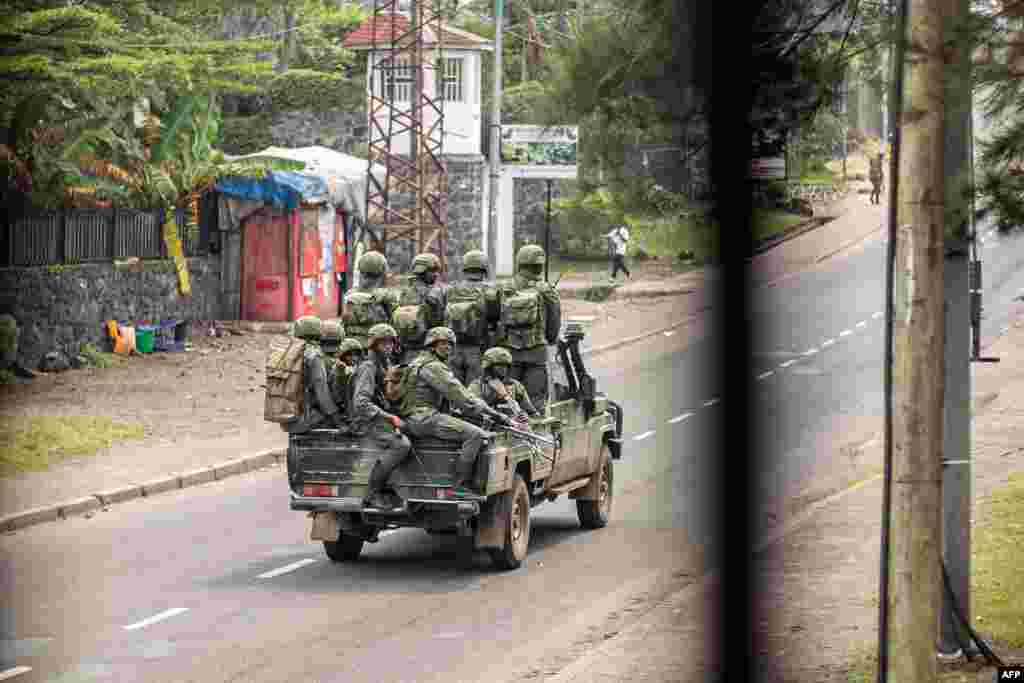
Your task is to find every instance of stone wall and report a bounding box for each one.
[513,178,572,255]
[0,257,224,370]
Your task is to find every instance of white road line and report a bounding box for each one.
[839,329,852,337]
[803,348,819,356]
[779,360,796,368]
[856,321,867,328]
[757,371,774,380]
[668,412,693,424]
[633,430,656,441]
[703,398,720,407]
[123,608,189,631]
[872,312,883,319]
[821,339,836,347]
[258,558,318,579]
[0,668,32,681]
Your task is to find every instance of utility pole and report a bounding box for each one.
[939,0,975,657]
[486,0,504,275]
[886,0,947,681]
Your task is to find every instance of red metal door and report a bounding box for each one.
[241,210,290,321]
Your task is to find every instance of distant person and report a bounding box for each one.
[869,153,884,205]
[607,223,631,280]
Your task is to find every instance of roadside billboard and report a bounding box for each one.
[750,157,787,180]
[501,125,578,167]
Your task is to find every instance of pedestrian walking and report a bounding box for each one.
[607,223,631,280]
[869,152,884,205]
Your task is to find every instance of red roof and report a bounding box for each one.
[343,13,492,50]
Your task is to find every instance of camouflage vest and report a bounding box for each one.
[497,281,545,350]
[391,282,430,348]
[445,280,489,345]
[343,288,391,341]
[397,353,448,417]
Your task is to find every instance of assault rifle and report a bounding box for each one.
[498,423,557,449]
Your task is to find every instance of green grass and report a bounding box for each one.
[753,209,807,242]
[971,471,1024,648]
[0,415,145,476]
[798,171,839,184]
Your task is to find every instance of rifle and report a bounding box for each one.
[498,423,557,449]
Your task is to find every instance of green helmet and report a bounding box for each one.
[292,315,322,340]
[481,346,513,369]
[463,250,487,272]
[412,252,442,274]
[367,323,398,348]
[516,244,546,268]
[338,338,364,356]
[424,326,456,347]
[358,250,388,276]
[320,320,344,343]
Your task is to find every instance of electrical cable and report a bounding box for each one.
[877,0,908,679]
[941,559,1005,668]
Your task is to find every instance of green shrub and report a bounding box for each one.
[0,315,17,358]
[80,343,123,369]
[0,369,15,385]
[268,69,364,114]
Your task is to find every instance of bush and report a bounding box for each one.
[80,343,123,369]
[268,69,364,114]
[0,369,15,385]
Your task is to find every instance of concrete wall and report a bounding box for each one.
[0,257,225,370]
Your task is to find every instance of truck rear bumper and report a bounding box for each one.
[290,494,482,519]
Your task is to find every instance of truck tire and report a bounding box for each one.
[488,475,531,570]
[577,449,613,529]
[323,533,364,562]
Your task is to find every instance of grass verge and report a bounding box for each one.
[0,415,145,476]
[753,209,807,243]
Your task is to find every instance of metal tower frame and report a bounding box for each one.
[364,0,449,274]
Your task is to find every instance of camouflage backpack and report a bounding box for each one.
[500,284,544,349]
[445,282,487,344]
[264,335,307,423]
[391,285,430,348]
[343,290,391,337]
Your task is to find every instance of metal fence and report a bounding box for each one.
[2,201,213,268]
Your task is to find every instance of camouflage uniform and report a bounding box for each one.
[469,367,539,420]
[350,325,411,504]
[284,316,344,434]
[445,250,499,386]
[397,328,509,491]
[342,251,399,351]
[319,320,344,376]
[329,338,363,423]
[494,245,561,414]
[393,253,448,364]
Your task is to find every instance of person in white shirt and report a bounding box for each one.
[607,224,631,280]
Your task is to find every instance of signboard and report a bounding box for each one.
[750,157,787,180]
[501,125,578,166]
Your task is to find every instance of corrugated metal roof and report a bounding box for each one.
[343,13,492,50]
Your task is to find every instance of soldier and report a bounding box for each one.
[319,320,345,375]
[397,327,512,494]
[469,347,539,423]
[495,244,562,414]
[445,249,500,386]
[351,323,412,509]
[284,315,346,434]
[330,337,364,421]
[342,250,399,352]
[392,252,447,364]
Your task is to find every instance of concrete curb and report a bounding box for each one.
[580,306,710,358]
[0,448,285,534]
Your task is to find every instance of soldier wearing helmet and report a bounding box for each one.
[342,250,399,351]
[350,323,412,509]
[285,315,346,434]
[319,320,345,373]
[397,327,512,494]
[469,346,539,421]
[328,337,364,423]
[494,244,562,413]
[444,249,500,386]
[392,252,448,364]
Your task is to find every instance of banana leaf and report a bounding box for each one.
[151,95,198,164]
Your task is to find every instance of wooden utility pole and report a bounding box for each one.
[887,0,947,678]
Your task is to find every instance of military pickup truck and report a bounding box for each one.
[287,320,625,570]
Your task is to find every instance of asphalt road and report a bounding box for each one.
[0,329,714,683]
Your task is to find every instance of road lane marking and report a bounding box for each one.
[779,360,796,368]
[856,321,867,328]
[0,668,32,681]
[123,608,189,631]
[839,329,852,337]
[668,412,693,424]
[803,348,819,356]
[757,371,774,380]
[821,339,835,347]
[633,430,656,441]
[258,558,318,579]
[703,398,720,407]
[872,312,883,319]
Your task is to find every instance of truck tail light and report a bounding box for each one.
[303,484,336,497]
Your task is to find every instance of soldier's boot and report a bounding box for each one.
[452,435,487,495]
[364,462,400,510]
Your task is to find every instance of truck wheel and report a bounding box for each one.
[323,533,364,562]
[577,450,613,529]
[488,475,531,570]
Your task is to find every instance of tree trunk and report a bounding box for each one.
[888,0,946,679]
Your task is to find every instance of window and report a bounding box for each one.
[440,57,463,103]
[377,57,412,102]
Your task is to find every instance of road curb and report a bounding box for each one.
[1,448,285,534]
[815,222,885,263]
[580,306,710,358]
